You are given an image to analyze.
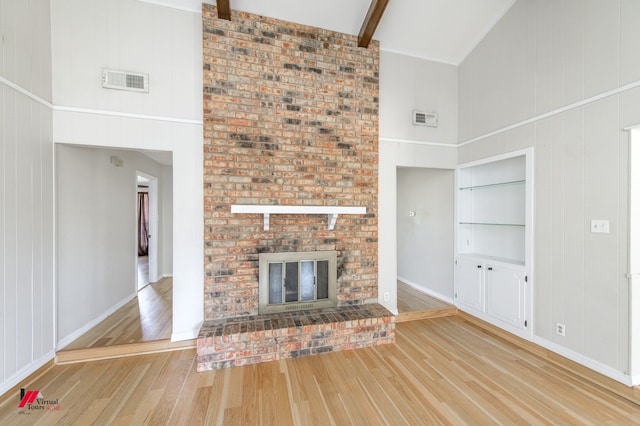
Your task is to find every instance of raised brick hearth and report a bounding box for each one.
[197,304,395,371]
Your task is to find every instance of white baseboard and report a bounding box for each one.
[56,293,137,350]
[162,273,173,278]
[532,336,633,387]
[0,350,55,397]
[633,374,640,386]
[171,323,202,342]
[397,276,454,304]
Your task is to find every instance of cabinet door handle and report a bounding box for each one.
[487,267,493,271]
[477,265,482,269]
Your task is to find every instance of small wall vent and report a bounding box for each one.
[102,69,149,92]
[412,110,438,127]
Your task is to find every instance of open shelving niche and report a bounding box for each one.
[454,148,534,340]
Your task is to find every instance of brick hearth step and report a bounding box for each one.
[196,304,395,371]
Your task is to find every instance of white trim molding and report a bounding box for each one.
[379,48,459,67]
[380,137,457,148]
[0,351,56,397]
[54,105,204,126]
[397,276,454,304]
[56,293,137,350]
[628,129,640,385]
[136,0,202,14]
[460,79,640,147]
[171,324,202,342]
[533,336,633,386]
[0,75,53,108]
[0,76,203,126]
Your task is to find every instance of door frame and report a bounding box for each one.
[136,170,159,289]
[628,128,640,385]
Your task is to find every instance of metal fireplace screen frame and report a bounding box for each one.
[258,251,337,314]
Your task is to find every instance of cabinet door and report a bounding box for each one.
[486,264,526,330]
[455,257,484,311]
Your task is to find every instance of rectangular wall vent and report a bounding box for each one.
[413,110,438,127]
[102,69,149,92]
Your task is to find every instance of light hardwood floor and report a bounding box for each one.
[137,255,149,289]
[63,279,433,350]
[62,278,173,350]
[2,316,639,425]
[397,281,451,312]
[397,281,457,322]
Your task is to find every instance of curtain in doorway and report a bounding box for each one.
[138,192,150,256]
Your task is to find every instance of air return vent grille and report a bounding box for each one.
[102,69,149,92]
[412,110,438,127]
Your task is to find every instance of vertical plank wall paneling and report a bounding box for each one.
[458,0,640,375]
[0,0,55,394]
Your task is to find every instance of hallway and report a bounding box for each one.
[62,278,173,350]
[396,280,457,322]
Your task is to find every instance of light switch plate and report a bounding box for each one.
[591,219,610,233]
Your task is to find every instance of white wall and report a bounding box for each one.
[458,0,640,382]
[52,0,201,120]
[51,0,203,341]
[378,51,458,313]
[397,168,454,301]
[380,51,458,144]
[0,0,55,395]
[56,145,171,345]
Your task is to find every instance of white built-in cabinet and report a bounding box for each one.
[455,148,533,340]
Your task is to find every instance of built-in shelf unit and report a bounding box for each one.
[455,148,533,340]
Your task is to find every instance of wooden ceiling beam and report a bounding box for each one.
[358,0,389,48]
[216,0,231,21]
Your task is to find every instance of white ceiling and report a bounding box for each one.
[149,0,515,65]
[374,0,516,64]
[140,150,173,166]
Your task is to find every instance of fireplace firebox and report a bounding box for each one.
[258,251,337,314]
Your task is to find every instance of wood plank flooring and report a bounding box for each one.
[62,278,172,350]
[63,279,438,353]
[137,255,149,289]
[397,280,457,322]
[397,281,452,312]
[3,316,639,425]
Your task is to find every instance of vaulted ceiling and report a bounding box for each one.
[201,0,516,65]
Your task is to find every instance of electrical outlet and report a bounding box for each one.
[383,292,390,302]
[556,323,566,336]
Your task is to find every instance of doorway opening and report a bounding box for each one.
[395,166,457,321]
[55,145,174,353]
[136,171,158,290]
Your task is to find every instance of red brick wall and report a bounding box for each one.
[202,5,379,320]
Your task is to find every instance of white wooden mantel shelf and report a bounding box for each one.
[230,205,367,231]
